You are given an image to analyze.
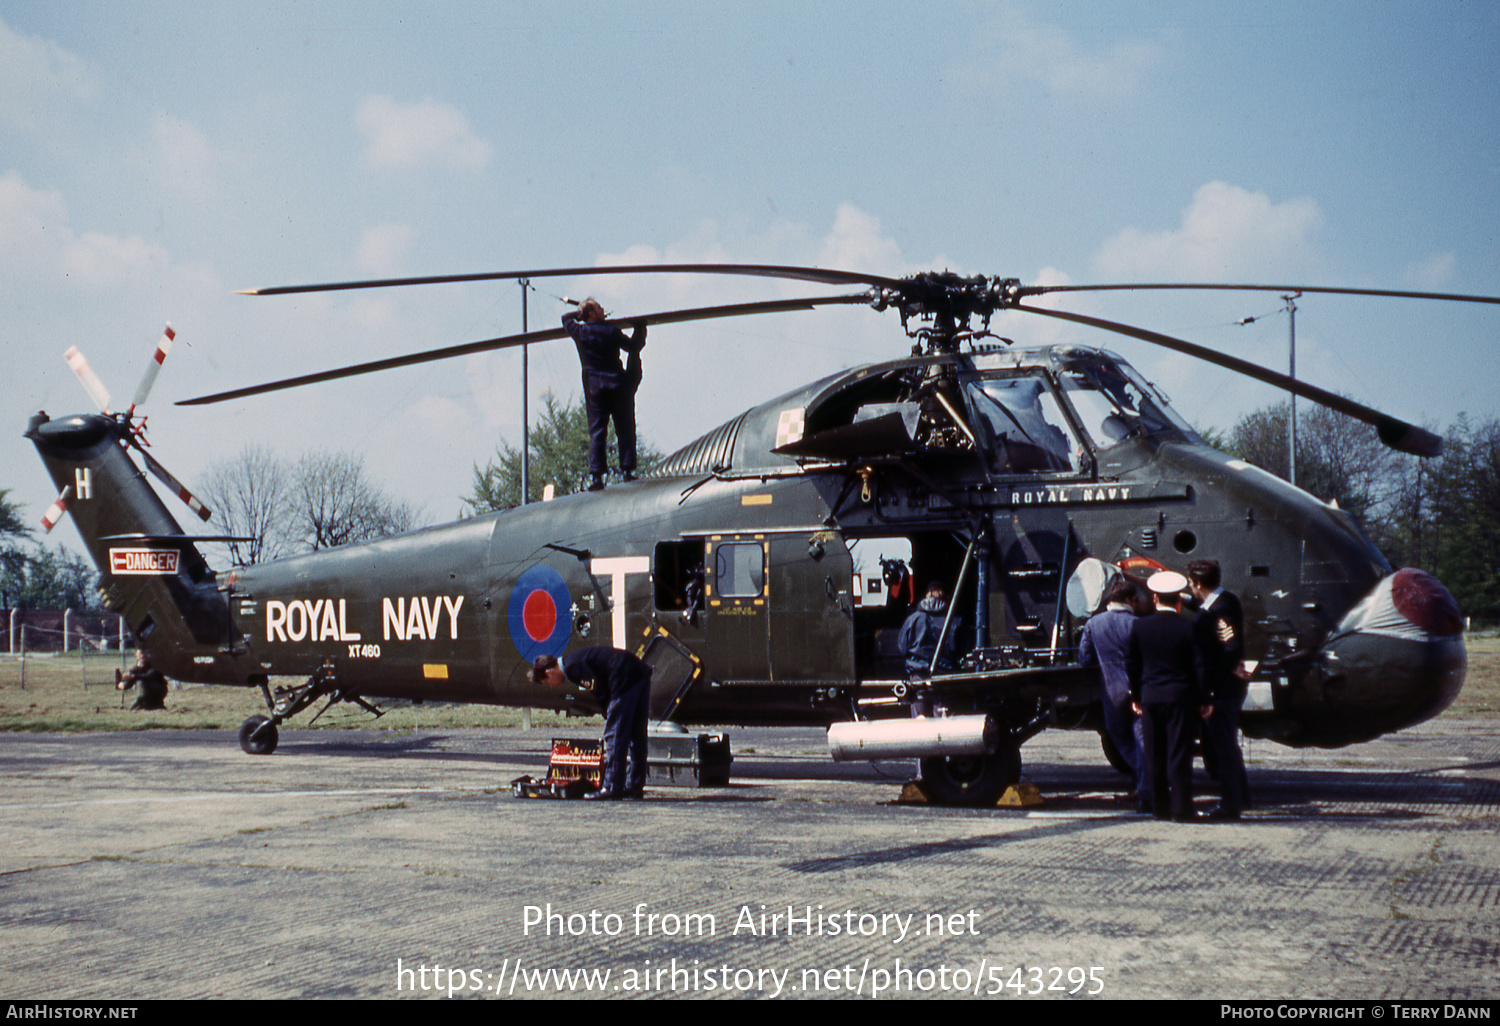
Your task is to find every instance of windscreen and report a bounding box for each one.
[963,374,1084,474]
[1054,353,1203,450]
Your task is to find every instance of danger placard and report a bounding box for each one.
[109,548,180,575]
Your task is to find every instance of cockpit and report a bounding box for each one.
[774,345,1202,479]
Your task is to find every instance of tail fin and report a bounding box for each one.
[26,412,232,676]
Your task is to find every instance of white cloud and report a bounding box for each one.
[62,231,170,288]
[818,204,907,276]
[1404,252,1456,289]
[0,17,92,132]
[357,222,417,274]
[0,171,170,290]
[356,95,491,170]
[0,172,67,260]
[1092,182,1323,279]
[954,5,1163,100]
[144,113,221,201]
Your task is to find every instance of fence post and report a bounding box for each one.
[63,609,71,653]
[18,625,25,690]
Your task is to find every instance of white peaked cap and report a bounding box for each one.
[1147,570,1188,596]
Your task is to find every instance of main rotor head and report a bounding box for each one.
[871,273,1022,353]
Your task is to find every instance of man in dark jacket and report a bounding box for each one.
[1188,559,1250,819]
[897,582,959,679]
[561,299,646,491]
[116,651,168,711]
[533,647,653,800]
[1079,578,1145,802]
[1128,571,1210,822]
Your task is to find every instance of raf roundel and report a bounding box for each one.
[507,565,572,659]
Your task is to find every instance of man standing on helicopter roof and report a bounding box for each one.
[562,298,646,492]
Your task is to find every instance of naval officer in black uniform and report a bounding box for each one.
[533,647,652,800]
[561,299,646,492]
[1128,570,1210,822]
[1188,559,1250,819]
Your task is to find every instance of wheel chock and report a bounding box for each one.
[997,782,1043,807]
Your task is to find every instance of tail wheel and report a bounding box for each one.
[238,715,278,755]
[919,743,1021,806]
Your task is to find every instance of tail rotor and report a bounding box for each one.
[61,324,213,525]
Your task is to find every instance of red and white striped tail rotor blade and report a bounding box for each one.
[64,346,113,414]
[138,448,213,522]
[40,485,72,533]
[130,324,176,411]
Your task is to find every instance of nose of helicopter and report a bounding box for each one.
[1312,568,1466,744]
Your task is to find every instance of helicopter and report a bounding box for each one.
[27,264,1490,806]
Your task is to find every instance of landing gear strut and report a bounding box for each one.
[237,661,383,755]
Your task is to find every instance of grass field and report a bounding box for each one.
[0,652,580,734]
[1,639,1496,734]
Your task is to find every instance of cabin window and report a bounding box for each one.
[714,543,765,598]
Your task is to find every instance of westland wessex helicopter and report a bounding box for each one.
[28,265,1492,805]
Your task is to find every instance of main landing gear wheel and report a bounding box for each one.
[919,744,1022,807]
[239,715,278,755]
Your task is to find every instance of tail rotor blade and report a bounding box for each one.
[130,324,177,411]
[136,446,213,521]
[40,485,72,533]
[64,347,113,414]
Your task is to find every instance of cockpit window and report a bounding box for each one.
[1056,355,1203,449]
[963,375,1085,475]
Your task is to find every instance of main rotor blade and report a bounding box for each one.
[1014,303,1443,457]
[239,263,903,296]
[1016,282,1500,306]
[178,293,873,406]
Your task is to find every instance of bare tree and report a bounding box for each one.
[288,451,419,551]
[200,445,291,565]
[197,448,420,564]
[1227,400,1396,524]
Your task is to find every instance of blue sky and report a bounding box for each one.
[4,1,1498,538]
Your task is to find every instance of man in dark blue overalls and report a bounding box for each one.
[561,299,646,492]
[533,647,652,800]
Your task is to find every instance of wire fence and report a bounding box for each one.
[0,617,135,690]
[2,611,130,654]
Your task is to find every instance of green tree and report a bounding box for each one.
[0,489,27,542]
[465,394,665,513]
[1,538,101,612]
[0,488,33,609]
[1380,416,1500,623]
